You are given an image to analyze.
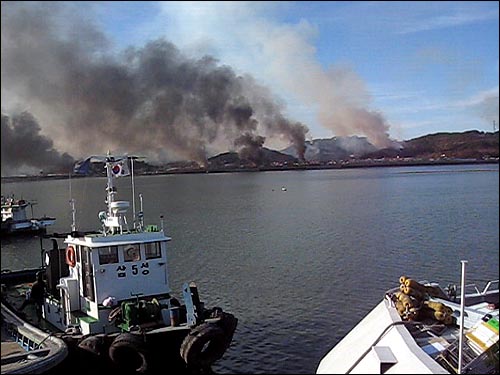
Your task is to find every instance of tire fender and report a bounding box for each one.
[180,323,227,368]
[108,333,148,373]
[218,312,238,351]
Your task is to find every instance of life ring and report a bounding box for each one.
[179,323,228,368]
[125,246,140,261]
[108,333,148,373]
[65,246,76,267]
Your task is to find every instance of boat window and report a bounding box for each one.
[123,244,141,262]
[145,242,161,259]
[81,246,95,302]
[98,246,119,264]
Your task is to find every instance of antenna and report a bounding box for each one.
[131,156,136,229]
[105,151,116,218]
[70,198,76,232]
[138,193,144,231]
[69,171,76,232]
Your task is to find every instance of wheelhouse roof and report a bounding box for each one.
[64,231,171,248]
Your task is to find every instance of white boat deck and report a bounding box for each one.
[317,296,449,374]
[317,280,499,375]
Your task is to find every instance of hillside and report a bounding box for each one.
[279,131,499,162]
[86,130,500,175]
[281,136,377,162]
[207,148,298,169]
[202,130,498,171]
[5,130,496,180]
[363,131,499,160]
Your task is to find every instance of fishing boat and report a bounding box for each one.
[1,196,56,235]
[316,262,499,374]
[0,154,237,374]
[1,297,68,374]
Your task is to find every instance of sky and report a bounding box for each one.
[1,1,499,174]
[94,1,499,140]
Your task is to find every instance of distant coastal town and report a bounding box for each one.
[2,156,498,184]
[2,130,498,182]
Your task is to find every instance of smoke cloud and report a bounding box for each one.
[157,3,398,149]
[475,91,499,127]
[1,112,74,176]
[1,2,308,174]
[234,133,266,165]
[252,25,397,149]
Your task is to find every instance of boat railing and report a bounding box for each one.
[455,280,499,296]
[5,322,44,352]
[444,280,499,308]
[480,280,499,295]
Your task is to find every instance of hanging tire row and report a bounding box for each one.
[106,311,238,373]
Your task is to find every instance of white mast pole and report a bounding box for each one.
[106,152,115,217]
[131,157,136,229]
[70,199,76,232]
[69,171,76,232]
[139,193,144,230]
[458,260,468,374]
[69,171,72,201]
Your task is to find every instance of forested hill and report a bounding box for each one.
[363,130,499,160]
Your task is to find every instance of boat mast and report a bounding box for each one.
[70,199,76,232]
[105,152,116,218]
[458,260,468,374]
[131,156,136,229]
[69,171,77,232]
[138,193,144,230]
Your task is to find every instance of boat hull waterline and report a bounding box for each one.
[1,154,238,373]
[317,275,499,374]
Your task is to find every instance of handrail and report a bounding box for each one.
[481,280,499,295]
[455,280,499,296]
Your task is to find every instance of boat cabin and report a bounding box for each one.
[1,197,32,231]
[43,228,172,335]
[41,159,174,336]
[2,154,238,374]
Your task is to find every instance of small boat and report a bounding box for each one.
[1,196,56,235]
[316,262,499,374]
[1,298,68,374]
[1,154,237,373]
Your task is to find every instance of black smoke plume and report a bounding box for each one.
[1,112,74,175]
[1,2,308,173]
[234,133,266,165]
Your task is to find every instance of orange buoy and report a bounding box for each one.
[66,246,76,267]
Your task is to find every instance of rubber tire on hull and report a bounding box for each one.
[108,333,148,373]
[180,323,227,369]
[219,313,238,351]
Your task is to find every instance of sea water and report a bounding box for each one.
[1,164,499,374]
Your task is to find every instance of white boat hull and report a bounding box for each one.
[317,296,448,374]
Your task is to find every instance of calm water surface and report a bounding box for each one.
[2,164,499,374]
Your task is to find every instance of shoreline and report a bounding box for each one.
[1,158,498,183]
